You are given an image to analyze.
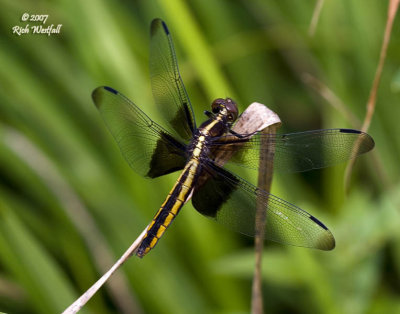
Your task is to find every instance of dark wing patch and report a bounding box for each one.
[192,162,239,217]
[147,131,187,178]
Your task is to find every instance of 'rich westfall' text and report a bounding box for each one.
[12,24,62,36]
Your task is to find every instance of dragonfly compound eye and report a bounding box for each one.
[212,98,225,113]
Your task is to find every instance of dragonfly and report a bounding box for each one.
[92,18,375,258]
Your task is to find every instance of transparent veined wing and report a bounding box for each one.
[150,18,196,142]
[192,160,335,250]
[209,128,375,172]
[92,86,187,178]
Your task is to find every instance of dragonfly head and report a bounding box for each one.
[210,98,239,124]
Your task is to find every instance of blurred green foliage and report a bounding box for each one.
[0,0,399,313]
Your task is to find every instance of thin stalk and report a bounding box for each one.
[252,122,281,314]
[2,127,142,314]
[344,0,399,189]
[309,0,326,36]
[62,227,148,314]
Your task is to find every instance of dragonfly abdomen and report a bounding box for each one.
[136,160,199,257]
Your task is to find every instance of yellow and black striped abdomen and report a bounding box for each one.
[136,160,199,257]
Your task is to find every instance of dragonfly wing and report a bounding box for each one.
[192,161,335,250]
[92,86,187,178]
[209,129,374,172]
[150,18,196,142]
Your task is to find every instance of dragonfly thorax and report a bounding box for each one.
[197,98,239,138]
